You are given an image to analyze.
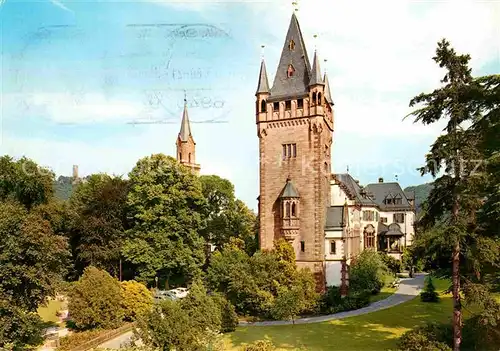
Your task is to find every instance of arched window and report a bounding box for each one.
[317,92,322,104]
[285,202,291,218]
[287,64,295,77]
[364,225,375,249]
[312,92,317,105]
[260,100,267,113]
[291,203,296,217]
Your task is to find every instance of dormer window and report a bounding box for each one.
[289,40,295,51]
[287,64,295,77]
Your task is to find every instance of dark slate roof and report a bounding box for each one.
[364,182,412,211]
[256,59,270,94]
[325,206,345,229]
[323,73,333,105]
[279,176,300,198]
[178,100,192,142]
[378,223,389,234]
[404,191,415,201]
[333,173,377,206]
[270,12,311,100]
[309,51,324,86]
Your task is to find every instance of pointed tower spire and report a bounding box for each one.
[323,73,333,105]
[270,12,311,99]
[179,97,192,142]
[309,50,323,86]
[256,59,270,95]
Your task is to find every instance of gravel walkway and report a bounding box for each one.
[239,274,426,326]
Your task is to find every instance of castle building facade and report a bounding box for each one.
[256,12,415,289]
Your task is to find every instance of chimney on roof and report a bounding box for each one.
[378,177,384,183]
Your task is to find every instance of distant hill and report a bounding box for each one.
[53,176,74,201]
[404,182,433,213]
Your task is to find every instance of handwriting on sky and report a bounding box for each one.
[6,22,237,124]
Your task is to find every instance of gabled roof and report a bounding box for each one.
[178,101,192,142]
[364,182,412,210]
[324,73,333,105]
[309,51,324,87]
[270,12,311,100]
[333,173,377,206]
[279,176,300,198]
[256,59,270,94]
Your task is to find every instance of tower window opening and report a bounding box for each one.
[287,64,295,77]
[285,100,291,110]
[189,153,192,163]
[300,241,305,252]
[282,143,297,159]
[285,202,291,218]
[291,203,296,217]
[297,98,303,109]
[318,92,322,104]
[273,102,279,112]
[312,92,317,105]
[179,152,182,161]
[261,100,267,113]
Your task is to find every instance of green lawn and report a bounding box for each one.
[37,299,63,324]
[225,278,470,351]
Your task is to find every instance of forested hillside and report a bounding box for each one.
[53,176,74,200]
[404,182,433,213]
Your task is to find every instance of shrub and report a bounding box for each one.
[420,276,439,303]
[378,252,402,275]
[349,250,387,294]
[57,329,107,351]
[397,323,452,351]
[121,280,153,321]
[68,266,123,330]
[319,286,370,314]
[241,340,277,351]
[211,293,238,332]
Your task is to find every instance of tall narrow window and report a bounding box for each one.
[330,241,336,254]
[188,153,191,163]
[292,144,297,157]
[300,241,305,252]
[312,92,317,105]
[287,144,292,158]
[260,100,266,113]
[289,39,295,50]
[273,102,279,112]
[179,152,182,160]
[282,144,297,159]
[282,145,287,160]
[285,202,291,218]
[285,100,291,110]
[287,64,295,77]
[317,92,322,104]
[291,203,296,217]
[297,98,303,109]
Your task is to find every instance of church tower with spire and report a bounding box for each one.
[256,12,334,288]
[176,98,201,175]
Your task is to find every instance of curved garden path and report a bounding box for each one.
[239,274,426,327]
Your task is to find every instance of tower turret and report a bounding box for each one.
[176,98,200,175]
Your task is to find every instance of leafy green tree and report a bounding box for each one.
[270,287,303,324]
[349,249,387,294]
[136,283,224,351]
[0,201,70,312]
[68,174,129,277]
[0,300,45,351]
[68,266,123,330]
[211,293,238,332]
[121,280,153,322]
[199,175,257,254]
[0,156,54,210]
[123,154,208,286]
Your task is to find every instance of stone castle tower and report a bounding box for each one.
[256,12,334,286]
[176,98,200,174]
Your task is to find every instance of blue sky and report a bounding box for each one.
[1,0,499,210]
